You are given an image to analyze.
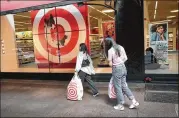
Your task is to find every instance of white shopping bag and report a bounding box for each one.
[67,74,83,101]
[108,77,116,99]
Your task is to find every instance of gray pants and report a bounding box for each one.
[112,64,134,104]
[78,70,98,95]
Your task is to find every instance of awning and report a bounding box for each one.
[0,1,60,12]
[0,0,86,15]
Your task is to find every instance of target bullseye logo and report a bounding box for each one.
[67,82,78,100]
[32,5,87,63]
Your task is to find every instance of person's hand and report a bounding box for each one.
[74,71,78,75]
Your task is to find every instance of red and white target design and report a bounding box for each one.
[67,82,78,100]
[110,83,116,98]
[31,4,89,67]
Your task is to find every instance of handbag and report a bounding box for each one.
[82,54,90,67]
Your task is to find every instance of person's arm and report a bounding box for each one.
[119,46,128,63]
[75,52,83,73]
[108,50,113,67]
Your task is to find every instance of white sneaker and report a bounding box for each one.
[114,104,124,110]
[93,92,99,97]
[129,101,139,109]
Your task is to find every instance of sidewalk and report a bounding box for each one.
[1,79,178,117]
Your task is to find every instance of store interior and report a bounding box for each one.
[144,0,178,74]
[1,0,178,74]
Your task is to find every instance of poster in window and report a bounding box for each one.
[149,23,168,65]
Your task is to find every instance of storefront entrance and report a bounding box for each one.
[1,0,178,82]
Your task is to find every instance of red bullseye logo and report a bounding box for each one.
[67,83,78,100]
[32,4,88,63]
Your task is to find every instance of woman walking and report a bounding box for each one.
[108,40,139,110]
[75,43,99,97]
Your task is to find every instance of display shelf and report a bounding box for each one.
[168,32,174,51]
[16,37,35,65]
[89,35,101,59]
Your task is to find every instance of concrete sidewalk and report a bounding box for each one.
[1,80,178,117]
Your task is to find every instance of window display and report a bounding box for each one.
[0,2,115,73]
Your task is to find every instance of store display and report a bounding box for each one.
[168,32,174,50]
[31,4,88,68]
[102,21,115,40]
[16,31,35,65]
[89,35,101,59]
[149,23,169,65]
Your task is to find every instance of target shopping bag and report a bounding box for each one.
[108,77,116,99]
[67,74,83,101]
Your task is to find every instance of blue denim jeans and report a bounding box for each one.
[112,64,134,105]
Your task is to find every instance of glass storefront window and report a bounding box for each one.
[144,0,178,74]
[0,1,115,74]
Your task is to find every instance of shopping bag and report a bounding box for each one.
[67,74,83,101]
[108,77,116,99]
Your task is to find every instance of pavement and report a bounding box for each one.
[1,79,178,117]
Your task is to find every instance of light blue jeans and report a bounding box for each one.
[112,64,134,105]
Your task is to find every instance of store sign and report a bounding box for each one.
[149,23,169,65]
[30,4,89,68]
[0,1,61,12]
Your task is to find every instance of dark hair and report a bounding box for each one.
[150,24,167,33]
[79,43,88,54]
[107,39,120,57]
[146,47,154,53]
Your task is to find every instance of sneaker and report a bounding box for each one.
[93,92,99,97]
[114,104,124,110]
[129,101,139,109]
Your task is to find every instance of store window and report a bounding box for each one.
[144,0,178,74]
[0,1,115,73]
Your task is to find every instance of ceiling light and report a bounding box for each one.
[155,1,158,10]
[102,9,114,13]
[154,9,156,15]
[89,15,98,20]
[15,24,24,26]
[151,19,172,23]
[15,21,31,24]
[170,10,179,13]
[14,14,30,18]
[88,5,114,20]
[15,28,26,29]
[167,16,176,18]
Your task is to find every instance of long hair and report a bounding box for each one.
[108,39,120,57]
[150,24,167,33]
[79,43,88,54]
